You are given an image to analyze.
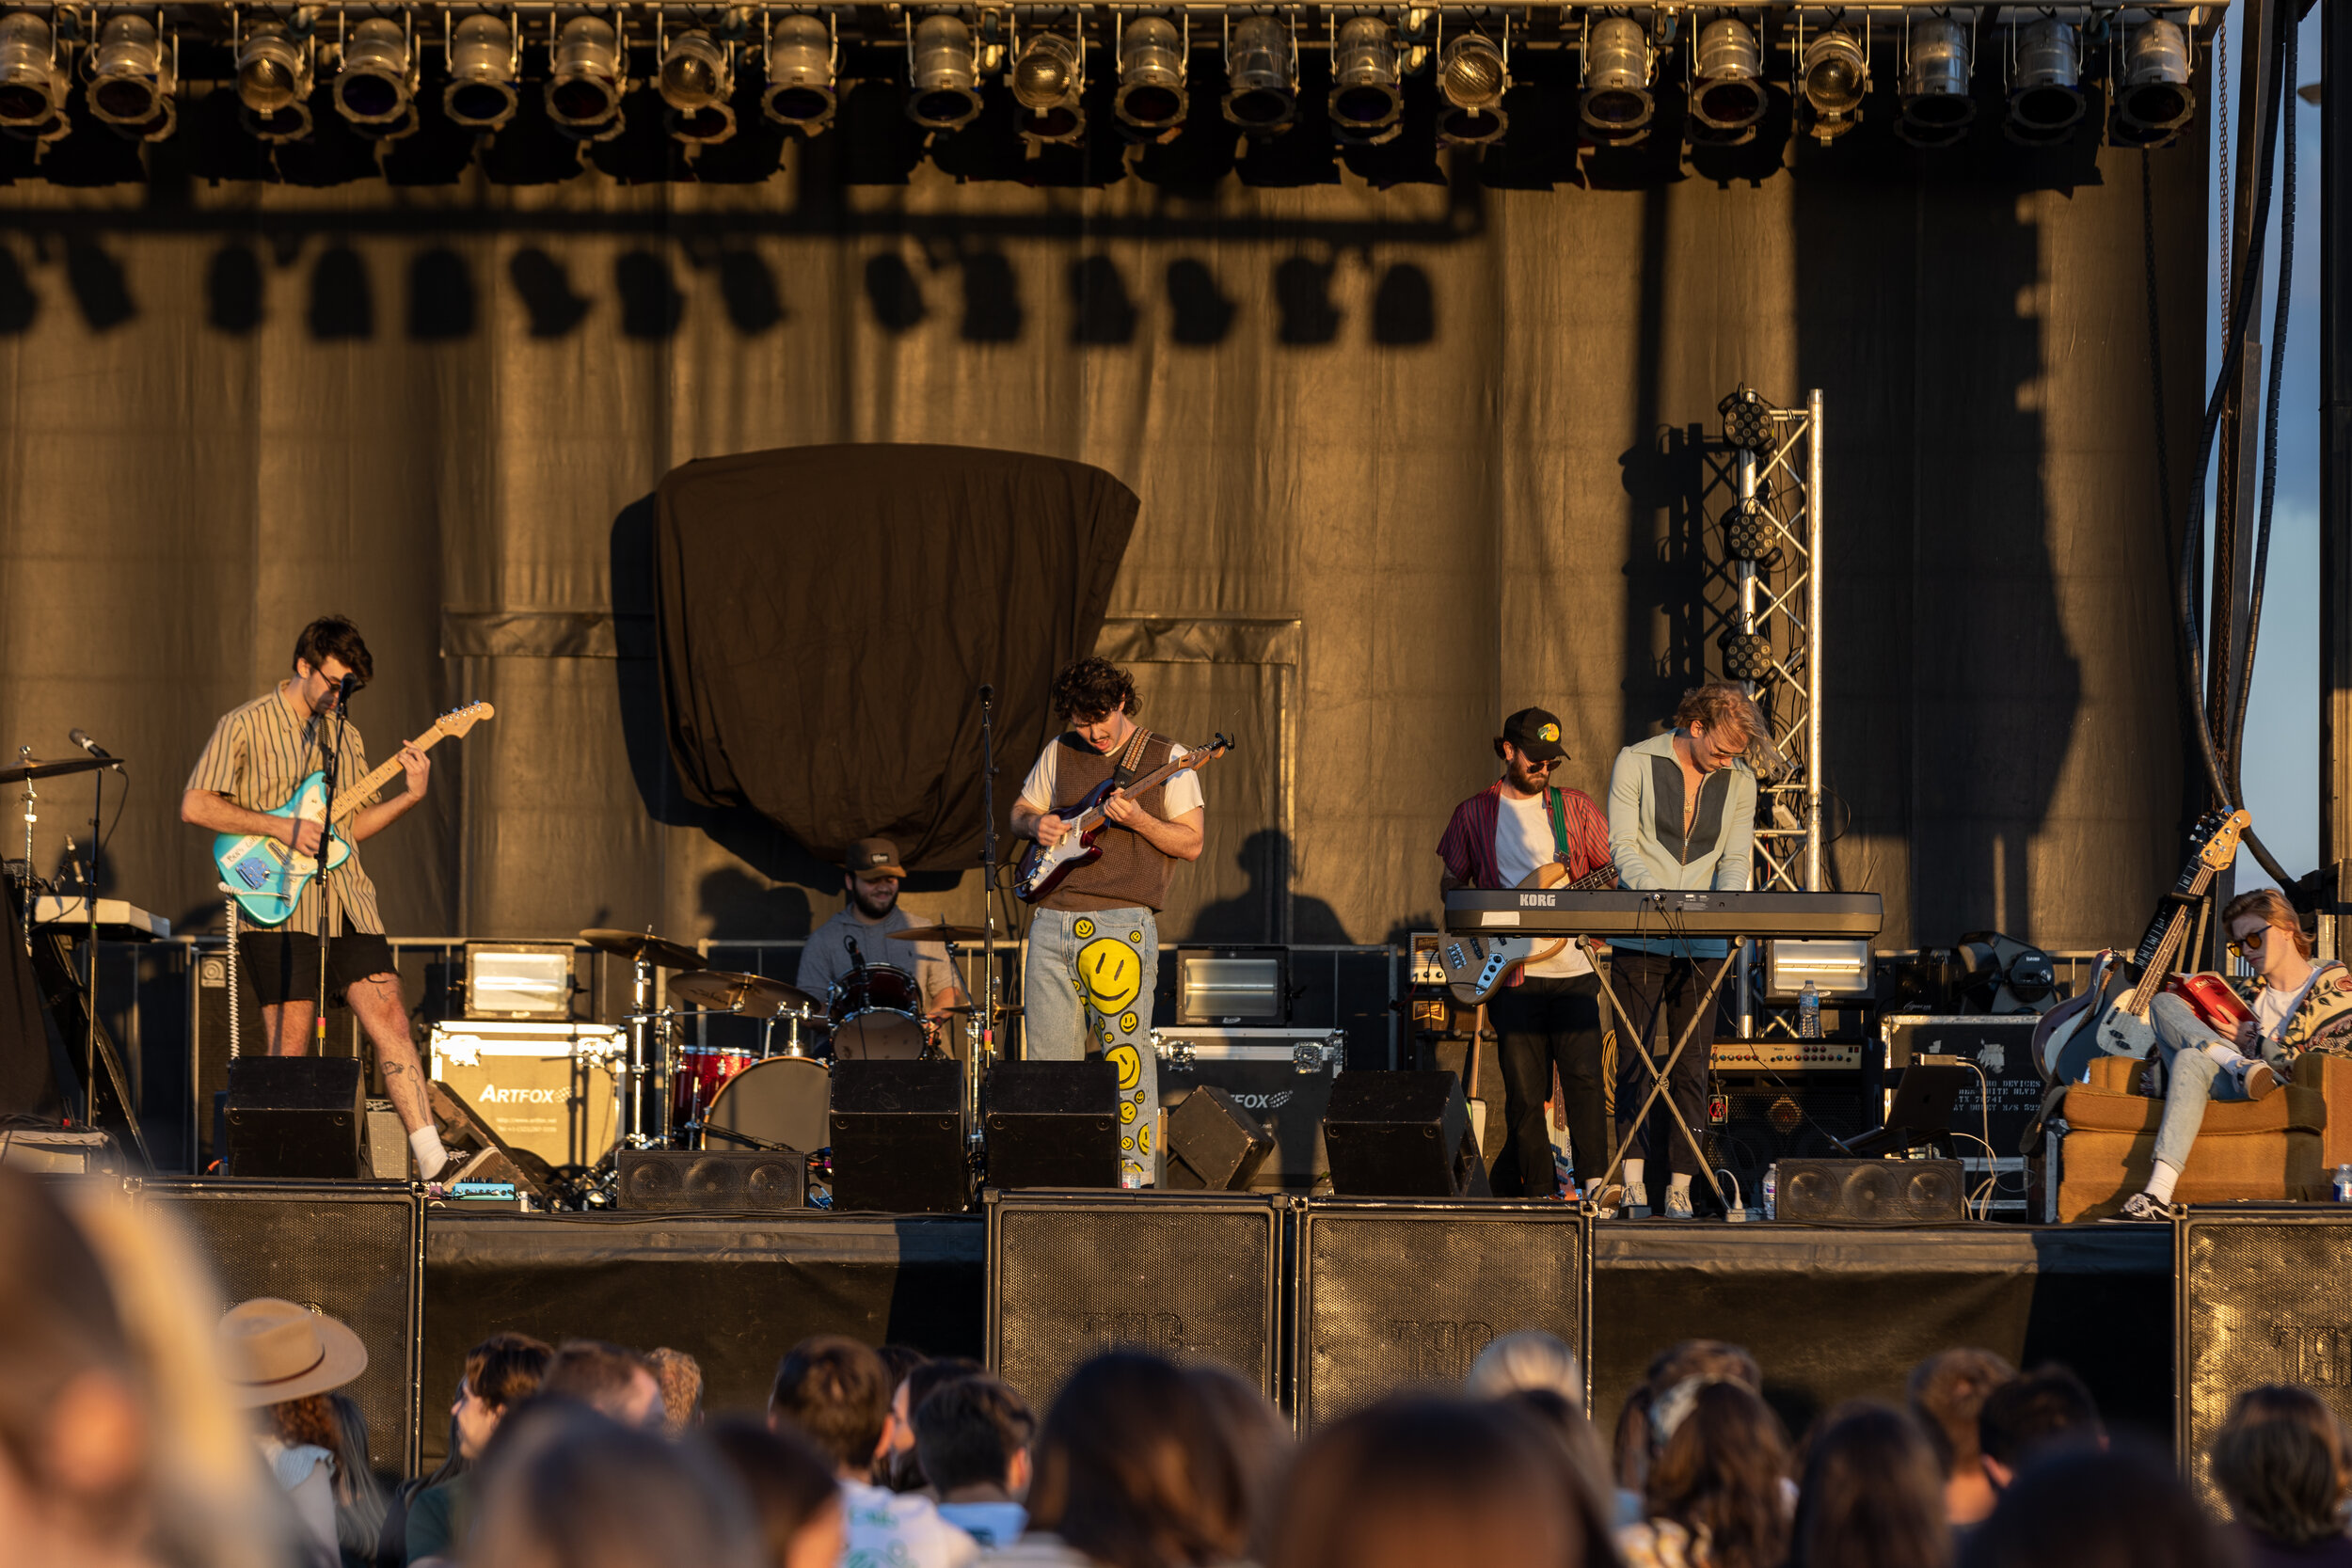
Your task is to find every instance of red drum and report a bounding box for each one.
[671,1044,757,1130]
[829,964,930,1060]
[707,1053,832,1156]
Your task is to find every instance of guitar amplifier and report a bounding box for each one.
[426,1022,623,1168]
[1152,1028,1345,1191]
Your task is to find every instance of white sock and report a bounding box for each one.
[1624,1159,1645,1191]
[2145,1160,2182,1205]
[1668,1173,1693,1196]
[2203,1041,2242,1069]
[409,1127,450,1181]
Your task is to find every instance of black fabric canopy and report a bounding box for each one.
[654,444,1137,871]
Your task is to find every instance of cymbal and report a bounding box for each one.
[887,923,991,943]
[0,755,117,785]
[669,969,821,1015]
[579,928,707,971]
[940,1003,1024,1017]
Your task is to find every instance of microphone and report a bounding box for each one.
[979,684,993,703]
[845,934,866,974]
[68,729,113,760]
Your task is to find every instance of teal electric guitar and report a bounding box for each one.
[213,702,494,927]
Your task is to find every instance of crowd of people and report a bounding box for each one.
[7,1165,2352,1568]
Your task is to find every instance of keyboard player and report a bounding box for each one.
[1603,683,1776,1219]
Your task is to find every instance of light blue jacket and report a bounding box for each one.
[1606,731,1756,958]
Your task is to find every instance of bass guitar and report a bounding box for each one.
[214,702,495,927]
[1434,861,1622,1004]
[1014,734,1232,904]
[2031,807,2251,1085]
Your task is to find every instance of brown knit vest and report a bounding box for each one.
[1040,729,1180,914]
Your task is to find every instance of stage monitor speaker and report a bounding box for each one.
[225,1057,363,1179]
[983,1060,1119,1190]
[2179,1207,2352,1506]
[987,1190,1284,1414]
[1166,1085,1275,1192]
[832,1059,966,1212]
[617,1148,806,1212]
[138,1178,422,1475]
[1775,1158,1966,1227]
[191,948,361,1173]
[1323,1071,1490,1198]
[1296,1199,1590,1431]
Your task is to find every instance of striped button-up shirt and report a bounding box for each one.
[1437,781,1613,892]
[186,684,386,936]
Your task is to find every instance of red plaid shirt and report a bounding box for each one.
[1438,781,1613,890]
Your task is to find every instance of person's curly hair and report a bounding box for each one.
[1052,657,1140,723]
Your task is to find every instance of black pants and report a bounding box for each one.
[1486,973,1606,1197]
[1610,947,1725,1180]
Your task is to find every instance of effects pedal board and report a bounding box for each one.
[1710,1037,1866,1072]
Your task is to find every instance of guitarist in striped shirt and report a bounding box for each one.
[1437,707,1614,1199]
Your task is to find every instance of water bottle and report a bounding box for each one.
[1763,1164,1778,1220]
[2335,1164,2352,1204]
[1798,981,1823,1040]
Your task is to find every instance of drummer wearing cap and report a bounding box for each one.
[795,837,967,1033]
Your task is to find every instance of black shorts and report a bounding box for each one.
[239,930,396,1009]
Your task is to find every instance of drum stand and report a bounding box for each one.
[619,947,672,1148]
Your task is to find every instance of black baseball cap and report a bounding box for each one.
[1501,707,1567,762]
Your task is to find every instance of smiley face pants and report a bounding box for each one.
[1022,906,1161,1186]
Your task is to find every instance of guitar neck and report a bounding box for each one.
[1078,745,1222,828]
[2125,866,2217,1011]
[328,726,447,826]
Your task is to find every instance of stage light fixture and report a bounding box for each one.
[1435,32,1507,144]
[2116,19,2193,138]
[1222,14,1296,134]
[1723,499,1774,562]
[1692,17,1767,133]
[1898,17,1976,145]
[88,14,170,129]
[2007,18,2082,136]
[1329,15,1402,142]
[1580,15,1653,137]
[0,12,65,130]
[1114,16,1185,133]
[333,15,415,127]
[761,12,835,132]
[660,28,736,141]
[907,12,982,131]
[443,13,518,131]
[235,18,312,139]
[546,14,625,135]
[1011,31,1084,141]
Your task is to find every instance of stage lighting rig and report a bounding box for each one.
[1897,16,1975,147]
[333,15,418,132]
[1011,29,1084,142]
[1691,16,1767,135]
[660,26,736,142]
[907,11,983,130]
[1797,25,1866,142]
[2115,18,2193,142]
[1329,15,1402,144]
[0,11,66,132]
[1221,13,1296,134]
[546,13,626,137]
[88,13,175,135]
[1113,15,1185,135]
[1580,15,1653,139]
[234,15,312,140]
[2005,18,2082,140]
[1435,31,1507,144]
[443,12,518,132]
[761,11,835,132]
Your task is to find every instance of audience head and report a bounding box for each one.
[887,1354,982,1490]
[1615,1338,1764,1492]
[769,1336,892,1481]
[1497,1388,1617,1532]
[456,1332,554,1461]
[1977,1365,2103,1489]
[1270,1394,1612,1568]
[1957,1442,2235,1568]
[706,1418,845,1568]
[1644,1378,1792,1568]
[1027,1351,1248,1568]
[1185,1364,1295,1562]
[1907,1349,2014,1479]
[646,1348,705,1437]
[1467,1331,1586,1410]
[2210,1385,2351,1546]
[914,1374,1035,1500]
[469,1401,764,1568]
[1788,1401,1950,1568]
[545,1339,662,1430]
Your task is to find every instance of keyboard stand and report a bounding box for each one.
[1584,937,1739,1213]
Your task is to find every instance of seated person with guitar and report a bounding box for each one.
[2115,889,2352,1221]
[1437,706,1614,1200]
[179,617,450,1180]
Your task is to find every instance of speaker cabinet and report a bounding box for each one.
[831,1060,966,1213]
[1166,1085,1275,1192]
[1776,1158,1966,1227]
[983,1061,1119,1190]
[225,1057,364,1179]
[1296,1199,1590,1432]
[986,1190,1285,1414]
[138,1179,422,1474]
[190,948,361,1174]
[1323,1072,1491,1198]
[617,1148,806,1212]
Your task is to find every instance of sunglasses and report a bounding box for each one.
[2226,928,2276,958]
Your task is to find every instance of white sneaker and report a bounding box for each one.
[1662,1186,1695,1220]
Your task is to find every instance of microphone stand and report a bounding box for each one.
[979,683,999,1072]
[316,683,350,1055]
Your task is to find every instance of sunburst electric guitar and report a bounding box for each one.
[213,702,495,927]
[1435,860,1622,1005]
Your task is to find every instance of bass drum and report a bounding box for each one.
[706,1054,832,1158]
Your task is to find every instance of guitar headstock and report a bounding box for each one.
[2194,807,2253,870]
[435,702,497,739]
[1202,732,1235,758]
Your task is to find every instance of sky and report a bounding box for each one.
[2221,4,2325,892]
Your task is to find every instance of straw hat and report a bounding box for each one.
[217,1297,369,1409]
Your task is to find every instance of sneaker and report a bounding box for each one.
[1662,1186,1694,1220]
[2104,1191,2169,1223]
[2241,1060,2280,1101]
[1588,1183,1627,1219]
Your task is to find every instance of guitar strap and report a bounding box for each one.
[1544,788,1571,865]
[1111,728,1155,790]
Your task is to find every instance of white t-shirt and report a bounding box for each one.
[2255,974,2314,1041]
[1495,791,1592,979]
[1017,737,1203,818]
[841,1480,978,1568]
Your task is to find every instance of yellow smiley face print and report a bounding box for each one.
[1078,936,1142,1014]
[1105,1042,1142,1092]
[1073,917,1097,941]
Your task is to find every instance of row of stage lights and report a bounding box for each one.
[0,7,2201,153]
